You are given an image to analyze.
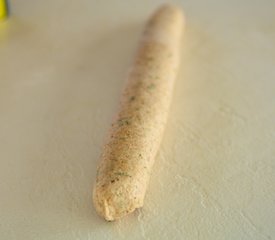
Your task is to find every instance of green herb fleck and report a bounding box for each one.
[117,118,131,126]
[118,137,126,141]
[129,96,136,101]
[147,83,156,90]
[114,172,132,177]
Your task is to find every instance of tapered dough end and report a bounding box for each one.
[142,4,185,51]
[93,181,144,221]
[156,3,185,18]
[150,4,185,29]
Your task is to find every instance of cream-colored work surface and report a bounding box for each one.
[0,0,274,239]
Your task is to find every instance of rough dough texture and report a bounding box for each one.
[0,0,274,239]
[93,5,185,221]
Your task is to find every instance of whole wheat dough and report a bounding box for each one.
[93,4,185,221]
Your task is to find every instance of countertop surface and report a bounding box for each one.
[0,0,274,239]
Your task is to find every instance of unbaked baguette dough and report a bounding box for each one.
[93,4,185,221]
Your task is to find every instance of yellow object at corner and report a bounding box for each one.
[0,0,8,20]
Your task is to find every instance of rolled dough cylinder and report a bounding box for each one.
[93,4,185,221]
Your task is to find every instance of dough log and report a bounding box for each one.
[93,4,185,221]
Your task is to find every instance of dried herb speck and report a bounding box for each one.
[129,96,136,101]
[114,172,132,177]
[117,118,131,126]
[147,83,156,90]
